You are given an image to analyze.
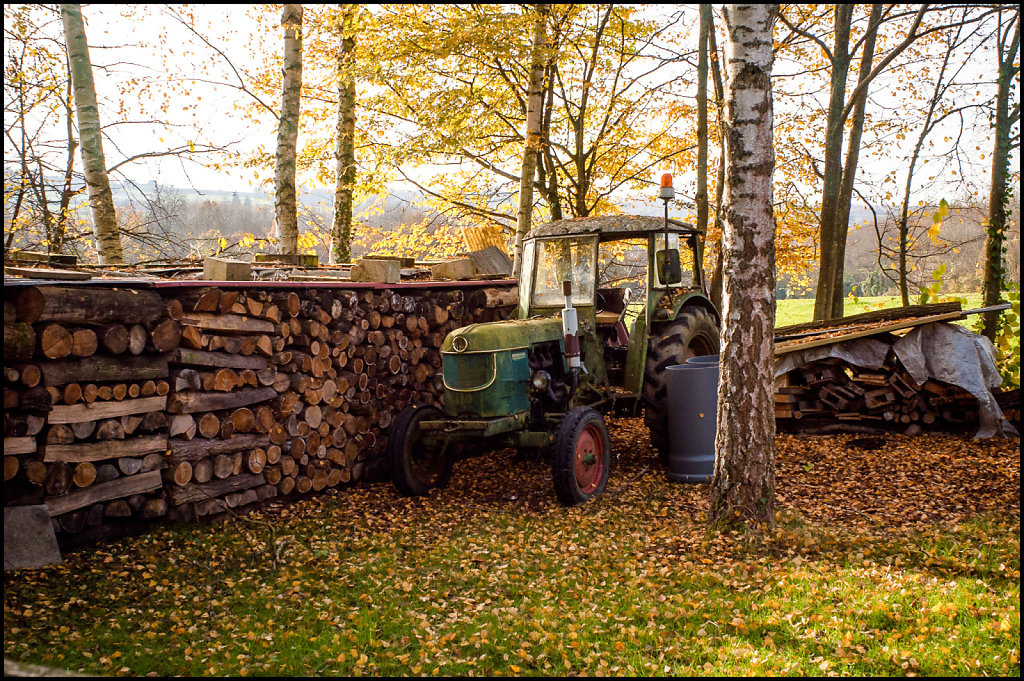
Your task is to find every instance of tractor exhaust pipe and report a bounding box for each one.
[561,280,585,393]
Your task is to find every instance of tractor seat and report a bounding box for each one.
[596,287,631,347]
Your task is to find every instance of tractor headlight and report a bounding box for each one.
[451,335,469,352]
[530,370,551,392]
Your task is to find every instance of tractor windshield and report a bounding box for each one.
[531,236,597,307]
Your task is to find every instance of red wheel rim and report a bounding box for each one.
[574,423,604,494]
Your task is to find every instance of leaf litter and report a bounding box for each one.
[4,416,1019,677]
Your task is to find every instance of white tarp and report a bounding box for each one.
[775,322,1010,438]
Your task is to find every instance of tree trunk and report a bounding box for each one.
[708,9,727,311]
[513,3,550,280]
[812,5,852,321]
[829,4,880,316]
[330,4,358,264]
[59,4,124,264]
[275,4,303,255]
[981,11,1019,341]
[710,3,778,530]
[696,6,710,237]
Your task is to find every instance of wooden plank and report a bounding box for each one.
[172,348,269,370]
[47,395,167,424]
[45,470,162,516]
[4,437,37,455]
[176,311,275,334]
[167,472,266,505]
[169,433,270,463]
[774,302,962,337]
[167,386,276,414]
[774,312,963,356]
[8,250,78,266]
[42,434,167,463]
[4,266,92,280]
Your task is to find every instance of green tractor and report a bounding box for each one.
[388,187,721,505]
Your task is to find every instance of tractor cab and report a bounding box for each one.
[516,216,707,394]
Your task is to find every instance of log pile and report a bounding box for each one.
[160,285,512,520]
[774,350,986,432]
[3,281,517,549]
[5,287,175,541]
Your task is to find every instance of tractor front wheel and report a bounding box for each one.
[387,404,453,497]
[642,307,720,457]
[552,407,611,506]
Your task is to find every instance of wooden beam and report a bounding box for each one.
[39,354,169,386]
[172,348,269,370]
[167,386,276,414]
[167,472,266,505]
[4,437,37,455]
[175,311,275,334]
[4,266,92,280]
[45,470,162,516]
[168,433,270,463]
[47,395,167,424]
[42,435,167,463]
[774,312,963,356]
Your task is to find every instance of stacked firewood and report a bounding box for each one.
[774,351,985,431]
[4,286,177,541]
[3,281,517,547]
[156,284,515,523]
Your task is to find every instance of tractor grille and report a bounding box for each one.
[442,352,496,392]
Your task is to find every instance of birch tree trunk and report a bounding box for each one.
[512,3,549,280]
[330,4,358,265]
[981,9,1019,342]
[59,4,123,264]
[710,3,778,530]
[275,4,303,255]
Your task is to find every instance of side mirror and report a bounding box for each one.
[656,248,682,285]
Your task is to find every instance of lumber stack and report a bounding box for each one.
[4,287,175,541]
[774,350,984,432]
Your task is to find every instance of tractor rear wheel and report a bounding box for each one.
[642,307,720,457]
[552,407,611,506]
[387,404,453,496]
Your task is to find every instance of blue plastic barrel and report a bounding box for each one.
[665,355,719,483]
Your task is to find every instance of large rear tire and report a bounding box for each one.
[642,307,720,457]
[552,407,611,506]
[388,404,453,496]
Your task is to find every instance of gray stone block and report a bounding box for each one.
[4,506,61,570]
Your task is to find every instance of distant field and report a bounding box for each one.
[775,293,984,328]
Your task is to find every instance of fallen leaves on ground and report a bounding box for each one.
[3,418,1020,677]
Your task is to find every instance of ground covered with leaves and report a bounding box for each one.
[4,418,1020,677]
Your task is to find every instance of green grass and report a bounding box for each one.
[4,433,1020,678]
[775,293,985,328]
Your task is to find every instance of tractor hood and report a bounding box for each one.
[442,317,564,354]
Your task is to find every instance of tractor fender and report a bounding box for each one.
[651,290,721,326]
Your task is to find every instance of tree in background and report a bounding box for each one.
[4,5,81,257]
[981,7,1020,342]
[710,3,779,529]
[59,3,123,264]
[330,4,358,264]
[512,3,549,279]
[274,4,303,255]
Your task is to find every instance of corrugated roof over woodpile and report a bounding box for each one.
[527,215,698,239]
